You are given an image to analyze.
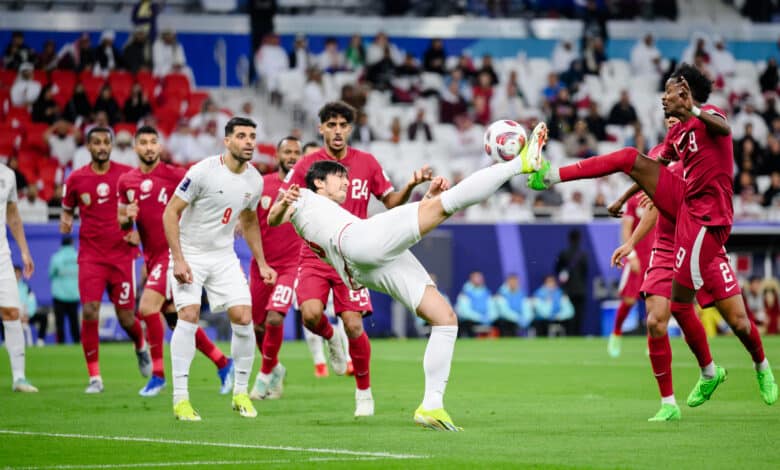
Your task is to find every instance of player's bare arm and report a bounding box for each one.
[59,208,74,234]
[6,201,34,278]
[673,77,730,136]
[239,207,278,286]
[118,200,139,230]
[611,205,659,268]
[607,183,642,218]
[423,176,451,199]
[382,165,434,209]
[163,194,193,284]
[268,184,299,227]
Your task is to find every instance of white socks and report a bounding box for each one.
[170,319,198,404]
[701,362,716,379]
[661,395,676,405]
[336,317,350,357]
[756,358,770,372]
[422,325,458,410]
[231,322,255,395]
[303,327,326,365]
[440,161,517,214]
[3,320,26,382]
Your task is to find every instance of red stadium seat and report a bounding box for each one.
[108,70,134,107]
[0,88,10,118]
[0,69,16,88]
[161,73,190,101]
[80,73,106,105]
[5,106,31,128]
[16,149,43,182]
[32,69,48,86]
[24,122,50,154]
[184,91,210,118]
[113,122,137,136]
[135,70,157,102]
[0,124,21,159]
[51,70,77,110]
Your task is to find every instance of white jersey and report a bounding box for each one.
[290,188,359,285]
[175,155,263,253]
[0,165,18,256]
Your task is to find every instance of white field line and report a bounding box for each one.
[11,457,385,469]
[0,430,426,460]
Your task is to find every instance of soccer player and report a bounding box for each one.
[607,182,655,357]
[61,127,150,394]
[117,126,234,397]
[0,163,37,392]
[281,101,433,417]
[267,121,547,430]
[529,64,778,404]
[163,117,277,421]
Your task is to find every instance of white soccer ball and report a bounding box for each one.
[483,119,527,163]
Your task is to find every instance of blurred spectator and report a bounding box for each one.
[762,94,779,128]
[734,100,769,143]
[472,71,494,125]
[734,169,759,194]
[491,71,528,121]
[531,275,575,337]
[451,114,483,160]
[477,54,499,86]
[547,88,576,140]
[366,31,403,66]
[47,185,63,220]
[734,181,764,220]
[153,29,192,80]
[31,84,60,124]
[607,90,639,126]
[340,84,366,112]
[93,85,121,125]
[167,119,198,165]
[710,36,736,79]
[559,191,593,222]
[464,199,500,222]
[423,38,446,75]
[45,120,79,167]
[583,36,607,76]
[10,63,41,108]
[63,83,92,125]
[744,276,765,325]
[555,229,588,335]
[303,67,327,124]
[735,134,764,174]
[123,83,152,123]
[3,31,36,70]
[93,30,122,76]
[682,34,710,66]
[56,33,94,72]
[439,79,468,124]
[446,68,473,102]
[453,53,477,82]
[123,28,152,73]
[393,54,422,103]
[542,72,563,104]
[317,37,345,73]
[194,120,223,158]
[584,101,608,141]
[344,34,365,71]
[387,117,403,143]
[493,273,532,335]
[366,46,396,91]
[580,0,608,47]
[353,112,377,145]
[762,171,780,207]
[239,101,268,142]
[764,138,780,174]
[765,284,780,335]
[564,119,598,159]
[407,108,432,142]
[760,58,779,93]
[630,33,662,77]
[551,40,577,74]
[7,157,27,192]
[288,34,313,72]
[111,131,137,166]
[559,59,585,93]
[35,40,58,72]
[502,192,534,222]
[49,235,80,344]
[17,186,48,223]
[188,98,230,138]
[455,271,494,337]
[132,0,161,41]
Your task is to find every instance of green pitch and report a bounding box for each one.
[1,336,778,469]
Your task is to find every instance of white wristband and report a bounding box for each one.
[691,105,702,117]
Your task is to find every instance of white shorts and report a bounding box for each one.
[339,202,433,311]
[0,254,20,310]
[169,251,251,313]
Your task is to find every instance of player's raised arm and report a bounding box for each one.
[675,76,730,136]
[381,165,433,209]
[268,185,299,227]
[607,183,642,218]
[6,201,34,278]
[239,207,277,286]
[162,194,192,284]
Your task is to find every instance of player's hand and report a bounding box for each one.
[611,243,633,268]
[173,258,194,284]
[408,165,433,187]
[59,213,73,234]
[676,75,694,112]
[126,201,139,220]
[259,264,277,285]
[606,199,625,218]
[424,176,450,199]
[281,184,301,206]
[638,192,654,210]
[124,230,141,246]
[21,252,34,279]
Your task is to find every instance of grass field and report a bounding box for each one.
[1,335,779,469]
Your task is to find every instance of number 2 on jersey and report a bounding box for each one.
[221,207,232,224]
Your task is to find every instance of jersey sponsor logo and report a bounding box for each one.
[80,193,91,205]
[96,182,110,197]
[179,177,191,192]
[260,195,272,210]
[141,179,153,193]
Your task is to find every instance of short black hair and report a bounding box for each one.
[135,125,158,139]
[276,135,300,150]
[86,126,113,143]
[225,117,257,136]
[62,235,73,246]
[670,63,713,103]
[318,101,356,124]
[302,141,320,153]
[305,160,348,191]
[568,229,581,245]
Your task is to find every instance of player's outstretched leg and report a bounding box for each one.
[3,317,38,393]
[194,327,233,394]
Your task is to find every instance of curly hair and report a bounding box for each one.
[318,101,356,124]
[670,63,713,104]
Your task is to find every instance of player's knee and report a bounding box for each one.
[115,309,135,328]
[730,313,752,336]
[232,322,254,337]
[646,313,667,337]
[253,323,265,337]
[266,311,284,326]
[342,316,364,338]
[82,303,100,321]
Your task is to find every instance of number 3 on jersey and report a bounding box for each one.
[221,207,233,224]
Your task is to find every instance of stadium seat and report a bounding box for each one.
[80,72,106,105]
[0,69,16,88]
[135,70,158,101]
[0,87,10,118]
[184,91,210,118]
[108,70,135,107]
[16,149,43,182]
[32,69,48,87]
[0,124,21,160]
[51,70,76,110]
[161,73,191,101]
[113,122,137,136]
[24,122,50,154]
[5,106,31,128]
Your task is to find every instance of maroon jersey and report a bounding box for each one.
[653,160,683,253]
[624,192,654,267]
[117,163,186,260]
[662,104,734,226]
[256,172,302,270]
[63,162,135,263]
[282,147,394,262]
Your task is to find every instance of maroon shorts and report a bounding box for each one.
[618,264,642,300]
[143,253,170,299]
[79,259,136,310]
[641,249,714,306]
[250,263,296,325]
[652,164,684,222]
[295,261,372,315]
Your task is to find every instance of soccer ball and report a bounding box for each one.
[483,119,527,163]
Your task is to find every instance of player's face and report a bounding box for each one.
[277,139,302,173]
[319,116,352,154]
[225,125,257,163]
[87,132,112,163]
[134,133,161,166]
[661,79,686,118]
[318,172,349,203]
